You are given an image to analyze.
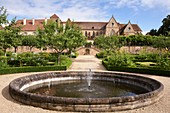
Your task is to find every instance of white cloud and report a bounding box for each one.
[0,0,108,21]
[1,0,170,22]
[108,0,170,11]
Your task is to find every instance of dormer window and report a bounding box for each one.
[92,27,94,29]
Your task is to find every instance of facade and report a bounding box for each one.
[16,14,142,39]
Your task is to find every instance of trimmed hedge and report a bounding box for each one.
[102,60,170,77]
[0,66,66,75]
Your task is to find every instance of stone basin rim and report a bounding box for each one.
[9,71,164,112]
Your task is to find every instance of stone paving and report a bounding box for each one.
[0,55,170,113]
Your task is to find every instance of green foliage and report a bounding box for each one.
[22,35,38,51]
[105,53,135,68]
[85,42,92,48]
[0,6,8,24]
[157,15,170,36]
[152,36,170,50]
[94,35,122,52]
[59,55,72,68]
[103,61,170,76]
[0,52,72,68]
[0,50,4,56]
[0,66,66,75]
[134,53,158,61]
[156,55,170,70]
[96,51,107,58]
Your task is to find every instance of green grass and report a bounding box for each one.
[135,62,157,67]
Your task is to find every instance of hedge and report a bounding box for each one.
[0,66,66,75]
[102,60,170,77]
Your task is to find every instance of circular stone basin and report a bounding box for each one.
[9,71,164,112]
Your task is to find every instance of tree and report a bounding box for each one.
[0,29,12,56]
[94,35,122,52]
[6,18,22,53]
[65,24,86,54]
[22,35,38,52]
[0,6,8,25]
[152,36,170,51]
[36,20,60,51]
[157,15,170,36]
[146,29,157,36]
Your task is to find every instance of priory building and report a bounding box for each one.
[16,14,142,40]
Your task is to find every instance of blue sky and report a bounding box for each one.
[1,0,170,34]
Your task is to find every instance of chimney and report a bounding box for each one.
[23,18,26,25]
[45,17,47,25]
[32,18,35,25]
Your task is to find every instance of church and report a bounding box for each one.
[16,14,142,39]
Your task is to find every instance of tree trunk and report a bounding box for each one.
[14,47,17,53]
[58,52,61,65]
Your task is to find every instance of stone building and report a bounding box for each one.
[16,14,142,39]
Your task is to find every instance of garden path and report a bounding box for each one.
[68,55,106,71]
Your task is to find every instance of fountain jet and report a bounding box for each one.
[87,69,92,90]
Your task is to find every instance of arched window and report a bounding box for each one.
[85,31,87,37]
[96,32,99,36]
[88,32,91,36]
[92,31,95,38]
[111,29,115,36]
[100,31,103,35]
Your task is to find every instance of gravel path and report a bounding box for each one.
[0,55,170,113]
[68,55,106,71]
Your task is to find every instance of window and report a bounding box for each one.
[100,31,103,35]
[128,27,131,30]
[85,31,87,37]
[96,32,99,36]
[112,23,114,27]
[92,27,94,29]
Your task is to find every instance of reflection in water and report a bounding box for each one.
[27,80,149,98]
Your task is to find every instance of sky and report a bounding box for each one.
[1,0,170,34]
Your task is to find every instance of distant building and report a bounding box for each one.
[16,14,142,39]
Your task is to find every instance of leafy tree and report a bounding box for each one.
[0,6,8,25]
[5,18,22,53]
[65,24,86,54]
[0,29,12,56]
[151,36,170,55]
[22,35,38,52]
[157,15,170,36]
[36,28,48,51]
[94,35,122,52]
[146,29,157,36]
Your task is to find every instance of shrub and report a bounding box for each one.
[96,51,107,58]
[58,55,72,68]
[0,50,4,56]
[156,56,170,70]
[102,61,170,76]
[106,53,135,68]
[0,66,66,75]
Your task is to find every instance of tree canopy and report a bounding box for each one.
[0,6,8,25]
[147,15,170,36]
